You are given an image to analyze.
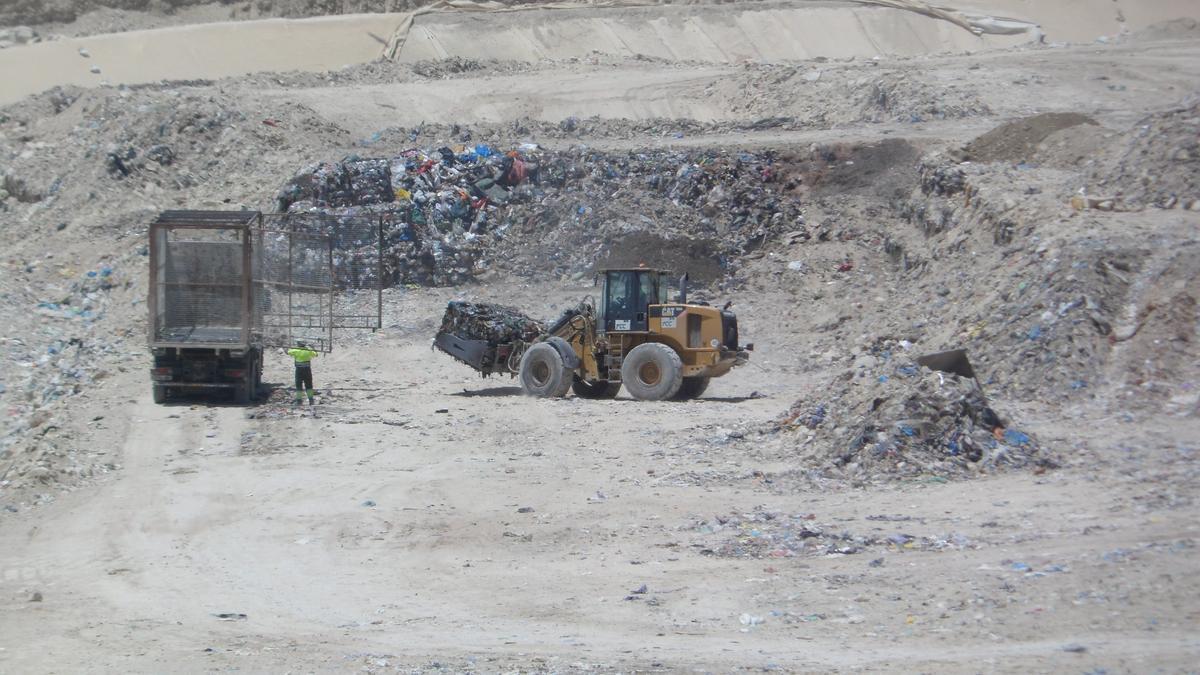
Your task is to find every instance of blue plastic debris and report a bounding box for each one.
[899,425,917,437]
[1011,562,1031,572]
[878,375,889,383]
[1004,429,1031,446]
[1026,325,1042,340]
[805,404,826,429]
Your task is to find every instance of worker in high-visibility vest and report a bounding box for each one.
[287,342,318,405]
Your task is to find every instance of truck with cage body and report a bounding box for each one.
[147,210,382,404]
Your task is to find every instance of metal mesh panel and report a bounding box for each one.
[148,212,352,352]
[153,226,248,345]
[253,215,335,352]
[262,213,383,331]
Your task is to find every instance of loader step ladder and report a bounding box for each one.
[606,341,624,381]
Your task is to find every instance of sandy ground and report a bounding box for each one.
[1,283,1197,671]
[1,1,1199,672]
[7,0,1200,106]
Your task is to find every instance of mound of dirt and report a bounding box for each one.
[1105,243,1200,412]
[880,136,1186,405]
[592,231,724,282]
[961,112,1098,163]
[776,363,1054,480]
[689,507,976,559]
[1027,122,1114,169]
[853,72,992,124]
[727,66,992,129]
[780,138,920,199]
[1093,98,1200,208]
[1131,17,1200,42]
[1,0,453,28]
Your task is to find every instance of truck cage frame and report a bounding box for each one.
[148,210,386,353]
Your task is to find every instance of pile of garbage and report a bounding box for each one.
[438,301,544,345]
[897,139,1140,402]
[1093,97,1200,209]
[853,72,992,123]
[692,510,873,558]
[690,508,978,559]
[276,143,799,286]
[1,260,133,494]
[777,361,1053,480]
[278,144,541,285]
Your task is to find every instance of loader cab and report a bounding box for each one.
[598,268,670,333]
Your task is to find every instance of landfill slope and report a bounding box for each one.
[0,2,1199,673]
[392,2,1033,64]
[9,0,1200,106]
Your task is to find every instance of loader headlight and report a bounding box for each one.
[710,338,720,348]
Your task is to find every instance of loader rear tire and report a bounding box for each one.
[572,377,621,399]
[519,343,572,398]
[621,343,683,401]
[673,376,710,400]
[153,385,168,404]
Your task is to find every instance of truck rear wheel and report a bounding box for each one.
[153,385,168,404]
[572,377,621,399]
[252,351,263,398]
[673,376,710,400]
[621,343,683,401]
[519,343,572,398]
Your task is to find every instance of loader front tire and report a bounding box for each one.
[621,343,683,401]
[572,377,621,399]
[519,343,572,398]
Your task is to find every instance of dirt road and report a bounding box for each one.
[1,286,1196,671]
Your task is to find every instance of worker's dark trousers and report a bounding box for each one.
[294,365,314,400]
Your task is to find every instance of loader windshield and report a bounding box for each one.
[602,269,669,332]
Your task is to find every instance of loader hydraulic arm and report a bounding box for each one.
[545,301,601,380]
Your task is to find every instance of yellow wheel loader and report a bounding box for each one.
[435,268,752,400]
